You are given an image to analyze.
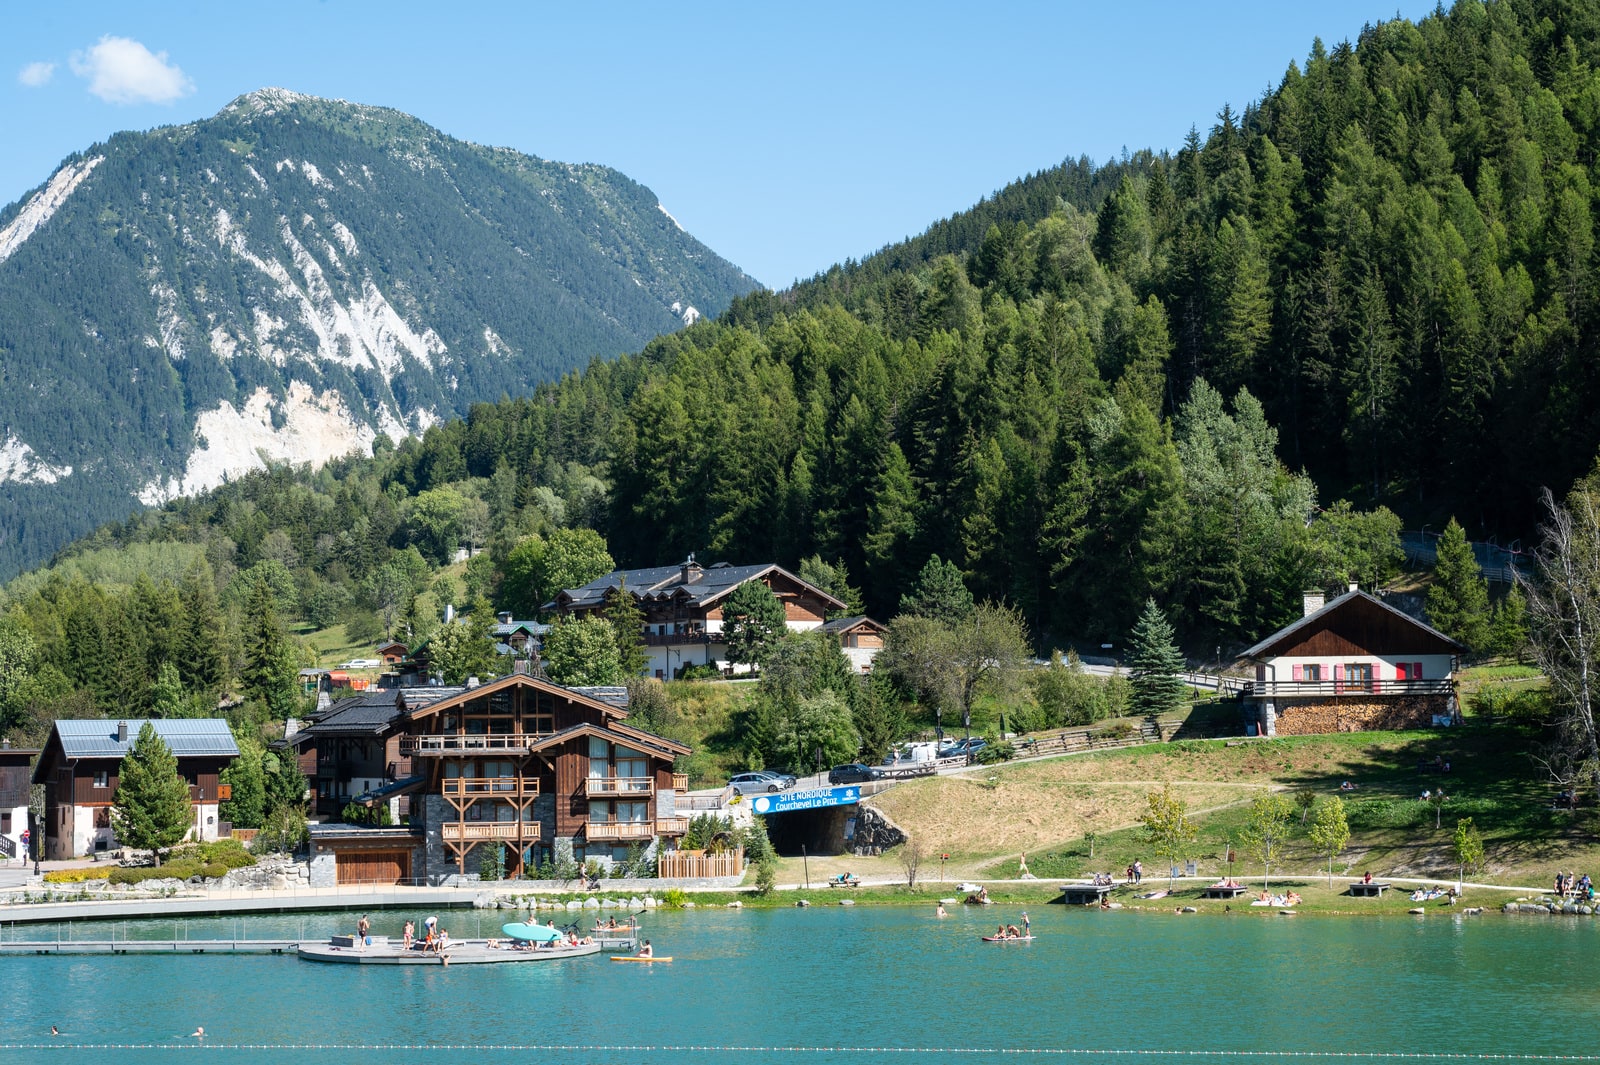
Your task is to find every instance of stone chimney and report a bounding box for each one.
[466,676,480,689]
[680,552,703,586]
[117,720,129,742]
[1302,590,1325,618]
[1,738,10,749]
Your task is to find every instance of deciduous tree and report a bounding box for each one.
[1139,783,1197,889]
[1308,795,1351,886]
[1240,791,1294,891]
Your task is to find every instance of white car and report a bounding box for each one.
[729,771,796,796]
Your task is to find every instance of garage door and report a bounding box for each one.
[335,850,411,885]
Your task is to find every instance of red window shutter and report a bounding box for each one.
[1397,662,1409,681]
[1292,664,1302,681]
[1414,662,1423,679]
[1334,663,1344,681]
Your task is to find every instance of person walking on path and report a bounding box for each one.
[1133,860,1143,885]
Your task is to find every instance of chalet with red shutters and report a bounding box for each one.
[1237,585,1464,737]
[548,556,846,679]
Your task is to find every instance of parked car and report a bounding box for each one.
[828,763,883,785]
[729,771,794,796]
[937,737,989,759]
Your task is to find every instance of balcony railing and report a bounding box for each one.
[443,777,539,798]
[584,776,655,797]
[654,817,689,835]
[642,631,715,647]
[442,822,540,842]
[402,734,541,756]
[586,821,654,841]
[671,773,689,792]
[1244,678,1454,699]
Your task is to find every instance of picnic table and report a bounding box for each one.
[1348,881,1390,897]
[1202,884,1249,899]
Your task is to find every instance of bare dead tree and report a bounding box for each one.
[1523,487,1600,802]
[900,836,925,889]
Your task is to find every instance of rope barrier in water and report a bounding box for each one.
[3,1045,1599,1059]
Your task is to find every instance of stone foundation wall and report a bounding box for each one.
[1274,695,1450,735]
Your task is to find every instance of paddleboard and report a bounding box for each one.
[611,955,672,962]
[501,922,562,943]
[981,935,1035,942]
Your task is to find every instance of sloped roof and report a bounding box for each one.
[296,691,408,737]
[819,615,884,635]
[569,686,630,710]
[49,719,239,761]
[399,672,621,721]
[551,560,846,613]
[1238,588,1466,660]
[523,720,690,758]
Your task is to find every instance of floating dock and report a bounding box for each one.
[0,935,639,965]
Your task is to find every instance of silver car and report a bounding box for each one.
[729,771,794,796]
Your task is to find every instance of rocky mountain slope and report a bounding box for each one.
[0,88,755,578]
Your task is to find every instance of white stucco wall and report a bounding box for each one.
[2,802,28,862]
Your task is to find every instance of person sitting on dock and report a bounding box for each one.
[637,939,653,958]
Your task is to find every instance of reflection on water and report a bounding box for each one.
[4,904,1597,1064]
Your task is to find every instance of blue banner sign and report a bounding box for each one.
[750,786,860,815]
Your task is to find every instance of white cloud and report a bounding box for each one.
[69,36,193,105]
[18,61,56,87]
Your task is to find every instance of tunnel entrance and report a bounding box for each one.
[761,804,858,857]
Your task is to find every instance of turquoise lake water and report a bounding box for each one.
[2,904,1597,1064]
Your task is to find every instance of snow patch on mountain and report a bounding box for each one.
[0,156,104,264]
[137,382,387,505]
[657,203,685,232]
[0,435,73,485]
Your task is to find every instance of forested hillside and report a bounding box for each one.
[2,0,1595,747]
[0,88,755,580]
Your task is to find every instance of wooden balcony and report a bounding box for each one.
[586,821,654,841]
[402,734,541,756]
[642,631,714,647]
[442,822,540,842]
[584,776,655,797]
[671,773,689,792]
[655,817,689,835]
[442,777,539,798]
[1244,678,1453,699]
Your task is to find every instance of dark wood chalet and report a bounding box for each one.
[1,742,39,862]
[31,719,239,859]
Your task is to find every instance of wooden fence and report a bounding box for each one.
[658,847,744,879]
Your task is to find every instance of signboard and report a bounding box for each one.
[750,786,861,815]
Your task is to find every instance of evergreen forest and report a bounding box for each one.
[2,0,1596,748]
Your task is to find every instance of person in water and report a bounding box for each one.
[191,1027,205,1040]
[935,903,948,918]
[1021,911,1030,936]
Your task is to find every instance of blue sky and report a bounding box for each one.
[5,1,1436,288]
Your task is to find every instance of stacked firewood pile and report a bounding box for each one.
[1275,696,1446,735]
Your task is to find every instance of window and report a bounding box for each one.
[1344,663,1373,690]
[1,811,10,833]
[1294,664,1321,683]
[617,801,649,824]
[93,770,109,788]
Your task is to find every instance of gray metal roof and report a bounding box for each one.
[52,719,239,760]
[297,691,408,737]
[551,560,844,612]
[568,686,630,710]
[819,615,882,634]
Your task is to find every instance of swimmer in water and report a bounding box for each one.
[191,1027,205,1039]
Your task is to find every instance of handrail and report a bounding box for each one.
[441,822,539,841]
[586,822,654,840]
[584,776,655,796]
[1243,678,1453,698]
[403,734,542,755]
[654,817,689,834]
[442,777,539,797]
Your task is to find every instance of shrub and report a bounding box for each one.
[660,888,688,909]
[171,838,256,870]
[753,858,777,895]
[677,662,722,681]
[43,868,106,884]
[974,742,1014,764]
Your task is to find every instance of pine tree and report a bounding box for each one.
[1127,598,1187,715]
[1426,518,1490,653]
[607,577,650,679]
[241,577,299,719]
[113,723,193,865]
[722,580,787,670]
[898,555,974,623]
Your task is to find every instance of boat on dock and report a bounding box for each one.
[299,938,604,965]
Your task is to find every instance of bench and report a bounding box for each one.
[825,877,861,888]
[1348,882,1390,897]
[1058,883,1113,906]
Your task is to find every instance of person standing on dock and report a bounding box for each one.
[403,920,414,950]
[1021,911,1030,936]
[358,915,370,950]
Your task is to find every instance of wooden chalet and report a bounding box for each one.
[1,741,39,863]
[819,615,887,673]
[549,556,846,678]
[306,670,691,884]
[1237,586,1464,736]
[31,719,239,860]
